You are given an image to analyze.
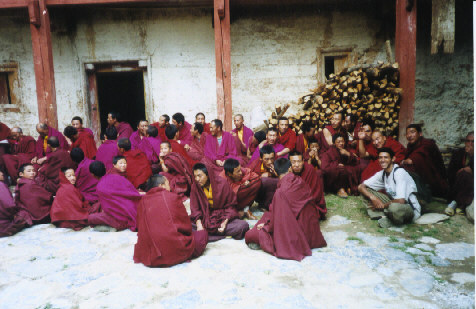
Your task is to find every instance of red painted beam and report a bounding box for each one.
[30,0,58,128]
[395,0,417,144]
[0,0,28,8]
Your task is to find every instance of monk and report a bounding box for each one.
[118,138,152,189]
[295,122,316,156]
[195,112,210,134]
[71,116,94,136]
[188,122,207,161]
[0,122,11,157]
[220,158,261,219]
[172,113,193,146]
[343,114,361,147]
[247,131,266,159]
[320,133,360,198]
[32,123,69,165]
[96,126,119,171]
[248,145,279,210]
[15,163,53,225]
[245,158,327,261]
[204,119,245,167]
[143,125,162,172]
[277,117,297,156]
[50,167,97,231]
[356,119,375,164]
[232,114,254,156]
[63,126,97,159]
[130,119,149,151]
[151,114,169,142]
[70,147,99,203]
[248,128,285,164]
[159,141,194,199]
[445,132,474,216]
[289,151,327,217]
[107,111,133,139]
[35,136,75,194]
[305,138,322,169]
[1,127,35,185]
[0,171,27,237]
[134,175,208,267]
[361,130,406,181]
[402,124,448,197]
[322,111,346,148]
[165,124,197,167]
[190,163,249,242]
[89,157,142,231]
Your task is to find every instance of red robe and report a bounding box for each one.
[15,178,53,225]
[447,148,473,206]
[320,146,360,194]
[278,128,297,151]
[188,134,207,161]
[133,187,208,267]
[35,149,75,194]
[111,122,133,139]
[151,123,168,142]
[123,149,152,188]
[178,121,193,145]
[295,163,326,216]
[245,173,326,261]
[219,167,262,210]
[361,137,406,181]
[72,131,97,159]
[170,139,197,168]
[34,126,69,158]
[204,131,246,166]
[160,152,194,199]
[96,140,119,171]
[0,122,10,140]
[0,182,27,237]
[203,123,211,134]
[2,136,36,183]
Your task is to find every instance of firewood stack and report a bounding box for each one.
[265,62,402,138]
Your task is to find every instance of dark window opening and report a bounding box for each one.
[0,73,12,105]
[324,56,335,80]
[96,71,146,134]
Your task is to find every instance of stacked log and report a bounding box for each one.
[266,62,402,138]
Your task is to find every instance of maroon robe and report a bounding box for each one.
[447,148,474,206]
[96,140,119,171]
[178,121,193,145]
[361,137,406,181]
[160,152,194,199]
[278,128,297,151]
[219,167,262,210]
[151,123,168,141]
[247,159,279,210]
[72,131,97,159]
[78,127,94,136]
[15,177,53,225]
[123,149,153,188]
[321,125,345,151]
[170,140,196,168]
[0,122,10,140]
[320,145,360,194]
[188,134,208,161]
[248,136,259,157]
[232,125,254,149]
[133,187,208,267]
[203,123,211,134]
[404,137,448,197]
[142,137,162,163]
[34,126,69,158]
[295,162,326,216]
[2,136,36,183]
[35,149,75,194]
[112,122,133,139]
[204,131,246,166]
[0,182,27,237]
[245,173,326,261]
[248,143,285,164]
[75,158,99,203]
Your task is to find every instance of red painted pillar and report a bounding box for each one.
[395,0,417,144]
[214,0,232,131]
[29,0,58,128]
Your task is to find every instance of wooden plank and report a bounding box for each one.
[45,0,212,6]
[86,70,101,144]
[395,0,417,145]
[431,0,455,54]
[0,74,9,105]
[0,0,28,9]
[29,0,58,128]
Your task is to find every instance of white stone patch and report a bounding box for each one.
[450,273,475,285]
[415,213,450,225]
[326,215,352,226]
[419,236,441,245]
[435,243,475,261]
[415,244,433,252]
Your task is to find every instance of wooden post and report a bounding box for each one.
[214,0,232,131]
[395,0,417,144]
[29,0,58,128]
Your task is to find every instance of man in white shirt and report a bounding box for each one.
[358,147,421,225]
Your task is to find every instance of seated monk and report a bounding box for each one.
[245,158,327,261]
[322,111,346,149]
[402,124,448,198]
[361,130,406,182]
[355,119,375,170]
[305,137,322,169]
[190,163,249,242]
[172,112,193,147]
[15,163,53,225]
[277,117,297,156]
[143,125,162,173]
[165,124,196,168]
[343,114,361,148]
[63,126,97,159]
[89,157,142,231]
[232,114,254,157]
[220,158,261,219]
[71,116,94,136]
[289,151,327,217]
[107,111,133,139]
[1,127,35,185]
[248,145,279,210]
[248,128,285,164]
[0,171,27,237]
[204,119,246,167]
[71,147,99,203]
[247,131,266,159]
[96,126,119,171]
[445,132,474,216]
[159,141,194,200]
[295,122,317,156]
[195,112,211,134]
[0,122,11,157]
[50,167,99,231]
[130,119,149,151]
[31,123,69,166]
[133,175,208,267]
[118,138,152,189]
[35,136,75,194]
[187,122,207,161]
[151,114,169,142]
[320,133,360,198]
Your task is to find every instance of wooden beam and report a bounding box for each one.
[0,0,28,9]
[29,0,58,128]
[214,0,232,131]
[395,0,417,144]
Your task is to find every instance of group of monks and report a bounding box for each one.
[0,110,472,266]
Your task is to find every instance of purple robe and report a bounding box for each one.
[178,121,193,146]
[0,182,26,237]
[96,140,119,171]
[75,158,99,203]
[143,137,162,163]
[248,143,285,165]
[130,131,146,151]
[232,125,254,148]
[35,126,69,158]
[111,122,133,140]
[204,131,245,165]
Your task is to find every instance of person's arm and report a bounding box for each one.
[196,219,204,231]
[357,131,369,158]
[358,184,386,210]
[277,148,290,157]
[323,128,332,146]
[218,218,229,233]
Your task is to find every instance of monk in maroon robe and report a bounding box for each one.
[172,113,193,146]
[15,164,53,225]
[277,117,297,156]
[191,163,249,242]
[355,120,375,170]
[0,171,27,237]
[204,119,246,167]
[130,120,149,151]
[245,158,326,261]
[118,138,152,189]
[35,136,75,194]
[220,158,261,219]
[72,116,94,137]
[187,122,208,161]
[195,112,211,134]
[159,141,194,200]
[1,127,35,184]
[107,112,133,139]
[344,114,361,148]
[89,157,142,231]
[134,175,208,267]
[247,131,266,159]
[96,126,119,171]
[304,138,323,168]
[289,151,327,217]
[71,148,99,203]
[321,133,360,197]
[0,122,11,157]
[231,114,254,156]
[151,114,169,142]
[402,124,448,197]
[248,128,285,164]
[64,126,97,159]
[165,124,197,168]
[32,123,69,164]
[248,145,279,210]
[322,111,346,149]
[295,122,317,155]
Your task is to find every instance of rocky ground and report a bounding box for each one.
[0,195,474,309]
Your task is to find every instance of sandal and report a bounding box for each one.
[445,207,455,216]
[337,188,348,199]
[455,208,464,215]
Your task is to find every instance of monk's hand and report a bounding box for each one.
[218,219,229,233]
[216,160,224,166]
[258,140,266,149]
[339,148,350,157]
[337,163,345,169]
[184,144,191,151]
[231,132,237,137]
[31,157,37,164]
[37,157,47,165]
[256,223,265,230]
[358,131,366,140]
[402,158,413,165]
[196,220,204,231]
[243,180,250,186]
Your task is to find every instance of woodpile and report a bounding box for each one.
[265,62,402,138]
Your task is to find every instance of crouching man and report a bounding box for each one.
[358,147,421,226]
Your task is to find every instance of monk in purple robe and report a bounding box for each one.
[187,122,208,161]
[159,141,194,200]
[0,171,27,237]
[31,123,69,165]
[107,111,133,139]
[231,114,254,156]
[172,113,193,146]
[190,163,249,242]
[195,112,211,134]
[71,116,94,137]
[88,157,142,231]
[96,126,120,171]
[64,126,97,159]
[245,158,326,261]
[247,131,266,159]
[1,127,36,185]
[248,128,285,164]
[71,147,99,203]
[204,119,246,167]
[130,120,149,151]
